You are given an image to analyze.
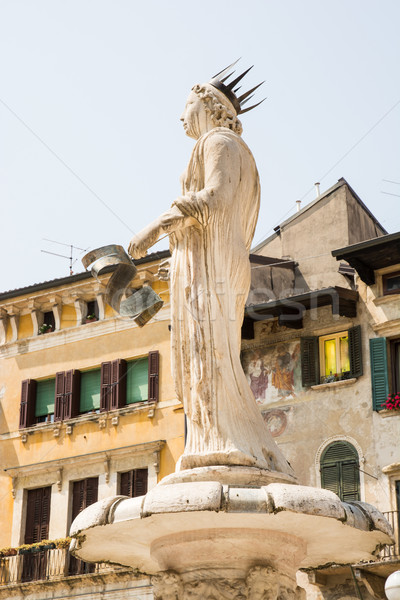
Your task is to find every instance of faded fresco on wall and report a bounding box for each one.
[241,341,302,408]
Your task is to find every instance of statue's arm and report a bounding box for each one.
[128,206,197,259]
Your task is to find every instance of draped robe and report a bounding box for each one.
[169,127,293,476]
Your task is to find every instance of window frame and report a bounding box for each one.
[383,270,400,296]
[319,440,361,502]
[390,338,400,395]
[318,330,350,381]
[301,325,362,387]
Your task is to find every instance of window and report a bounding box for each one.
[119,468,148,497]
[85,300,99,322]
[391,339,400,395]
[301,325,362,387]
[22,486,51,582]
[370,337,400,410]
[319,331,350,381]
[383,271,400,296]
[43,311,55,330]
[19,351,160,428]
[80,369,101,413]
[69,478,98,575]
[320,441,360,502]
[35,379,55,423]
[126,358,148,404]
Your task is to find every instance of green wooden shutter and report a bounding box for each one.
[370,337,389,411]
[320,441,360,501]
[301,337,319,386]
[321,463,340,496]
[126,358,149,403]
[35,379,56,418]
[342,462,360,502]
[80,369,101,413]
[349,325,363,378]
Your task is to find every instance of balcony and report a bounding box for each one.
[0,548,125,586]
[379,511,400,560]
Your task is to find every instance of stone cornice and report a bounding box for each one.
[0,306,171,358]
[372,318,400,336]
[4,440,166,478]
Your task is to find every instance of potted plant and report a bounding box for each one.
[85,314,98,324]
[38,323,53,335]
[0,547,18,558]
[381,393,400,411]
[18,544,33,555]
[54,537,71,550]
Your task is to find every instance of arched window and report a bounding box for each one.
[320,441,360,502]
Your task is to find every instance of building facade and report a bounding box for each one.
[242,178,400,599]
[1,178,399,599]
[0,250,183,599]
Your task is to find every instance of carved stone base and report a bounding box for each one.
[151,566,306,600]
[159,464,296,487]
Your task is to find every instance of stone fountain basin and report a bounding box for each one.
[70,482,393,576]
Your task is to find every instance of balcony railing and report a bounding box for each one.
[378,511,400,560]
[0,548,120,586]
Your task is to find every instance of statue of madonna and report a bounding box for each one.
[129,64,294,479]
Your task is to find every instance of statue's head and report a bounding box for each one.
[181,83,242,139]
[181,60,265,140]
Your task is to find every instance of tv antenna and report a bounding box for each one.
[41,239,89,275]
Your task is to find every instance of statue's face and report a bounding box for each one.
[180,91,208,139]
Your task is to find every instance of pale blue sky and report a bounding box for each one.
[1,1,399,291]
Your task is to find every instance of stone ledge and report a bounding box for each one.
[311,378,356,391]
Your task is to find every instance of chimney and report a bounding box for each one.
[296,200,301,212]
[315,182,321,197]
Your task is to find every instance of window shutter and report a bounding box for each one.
[25,487,51,544]
[134,468,148,497]
[320,441,360,502]
[300,337,319,386]
[341,462,360,502]
[40,487,51,540]
[72,480,85,520]
[54,372,65,421]
[320,463,340,496]
[72,478,99,520]
[370,337,389,411]
[85,477,99,507]
[148,351,160,402]
[120,471,133,497]
[19,379,36,429]
[349,325,363,378]
[110,359,127,410]
[64,370,81,420]
[120,469,148,497]
[100,362,112,412]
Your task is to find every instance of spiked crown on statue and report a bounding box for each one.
[209,59,265,115]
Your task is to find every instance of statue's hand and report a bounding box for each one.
[128,234,149,260]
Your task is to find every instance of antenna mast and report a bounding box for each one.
[41,239,88,275]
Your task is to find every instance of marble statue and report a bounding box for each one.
[71,64,394,600]
[128,65,293,478]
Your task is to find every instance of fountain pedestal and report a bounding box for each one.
[70,480,393,599]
